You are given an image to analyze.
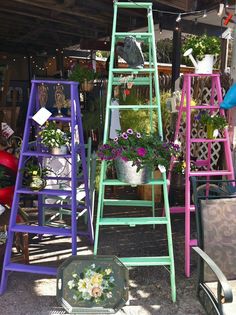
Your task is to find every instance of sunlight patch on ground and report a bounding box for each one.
[137,289,150,298]
[34,279,57,296]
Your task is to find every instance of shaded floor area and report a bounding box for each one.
[0,187,205,315]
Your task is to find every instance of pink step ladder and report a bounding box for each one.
[169,73,235,277]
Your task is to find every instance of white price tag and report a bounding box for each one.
[32,107,52,126]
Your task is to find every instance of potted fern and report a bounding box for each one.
[69,64,97,92]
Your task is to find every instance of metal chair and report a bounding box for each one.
[191,177,236,315]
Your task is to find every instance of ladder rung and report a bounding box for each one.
[190,138,227,143]
[29,115,71,122]
[116,2,152,8]
[115,32,152,39]
[189,170,232,177]
[103,199,153,207]
[195,159,209,167]
[5,263,57,275]
[170,205,195,213]
[112,77,150,86]
[11,224,72,236]
[190,105,220,110]
[102,179,165,186]
[109,105,158,110]
[120,256,171,266]
[22,151,71,158]
[16,188,72,196]
[99,217,168,226]
[112,68,155,73]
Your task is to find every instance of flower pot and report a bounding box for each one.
[114,158,151,185]
[50,145,68,155]
[29,176,46,191]
[81,80,94,92]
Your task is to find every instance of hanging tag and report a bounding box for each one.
[158,165,166,173]
[32,107,52,126]
[1,123,14,139]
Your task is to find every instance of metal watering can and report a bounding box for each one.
[183,48,217,74]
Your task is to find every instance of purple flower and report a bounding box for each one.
[113,137,118,142]
[121,156,128,162]
[122,132,128,139]
[136,132,141,138]
[137,147,147,157]
[127,128,133,134]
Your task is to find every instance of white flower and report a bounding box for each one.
[174,139,181,147]
[106,292,112,298]
[68,280,75,289]
[91,263,96,269]
[105,268,112,275]
[72,273,77,278]
[78,278,91,293]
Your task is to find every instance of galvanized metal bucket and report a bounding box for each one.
[115,158,151,185]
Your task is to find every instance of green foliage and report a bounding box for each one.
[156,38,173,64]
[0,165,15,188]
[69,64,97,82]
[197,111,228,130]
[182,34,220,61]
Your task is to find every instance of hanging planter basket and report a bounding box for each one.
[114,158,151,185]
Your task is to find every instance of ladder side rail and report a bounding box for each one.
[162,170,176,302]
[70,87,79,254]
[74,87,94,242]
[103,2,118,143]
[0,82,37,294]
[185,75,192,278]
[149,6,163,140]
[215,76,235,181]
[35,83,44,228]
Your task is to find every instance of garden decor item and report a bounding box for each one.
[57,255,129,314]
[182,34,220,74]
[97,129,180,184]
[39,121,70,154]
[196,111,228,139]
[69,64,97,92]
[116,36,144,68]
[22,162,49,191]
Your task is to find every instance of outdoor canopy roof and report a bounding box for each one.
[0,0,228,54]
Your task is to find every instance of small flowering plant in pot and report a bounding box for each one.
[97,129,181,184]
[39,121,70,154]
[21,162,50,190]
[195,111,228,139]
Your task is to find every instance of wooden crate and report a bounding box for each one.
[137,170,162,202]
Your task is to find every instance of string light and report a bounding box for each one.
[203,10,207,18]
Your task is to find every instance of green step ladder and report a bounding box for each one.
[94,1,176,302]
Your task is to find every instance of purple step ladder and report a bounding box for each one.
[0,79,94,294]
[168,73,235,277]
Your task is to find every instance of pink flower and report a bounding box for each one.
[137,147,147,157]
[127,128,133,134]
[136,132,141,138]
[113,137,118,142]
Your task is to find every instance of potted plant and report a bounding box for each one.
[195,111,228,139]
[69,64,97,92]
[39,121,70,154]
[97,129,180,185]
[182,34,220,74]
[22,162,50,191]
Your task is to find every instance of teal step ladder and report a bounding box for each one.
[94,1,176,302]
